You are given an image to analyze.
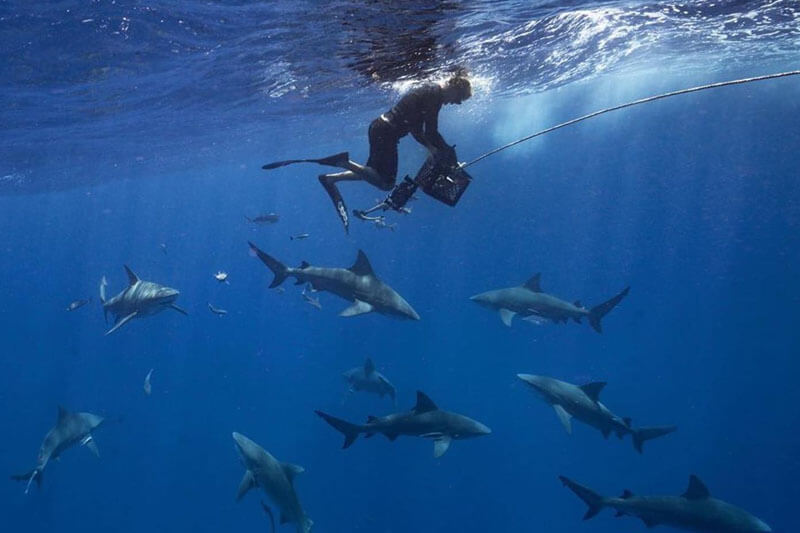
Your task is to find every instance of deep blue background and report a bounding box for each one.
[1,33,798,533]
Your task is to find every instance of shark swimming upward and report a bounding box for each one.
[99,266,187,335]
[12,406,105,494]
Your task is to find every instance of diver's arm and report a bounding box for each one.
[422,111,449,152]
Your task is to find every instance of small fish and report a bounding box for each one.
[208,303,228,316]
[261,501,276,533]
[159,243,167,254]
[66,299,90,311]
[214,271,229,284]
[143,368,154,396]
[373,219,396,231]
[245,213,280,224]
[289,233,310,241]
[301,284,322,310]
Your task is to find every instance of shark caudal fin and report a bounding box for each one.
[11,468,42,494]
[632,425,677,453]
[315,411,362,449]
[588,286,630,333]
[248,242,289,288]
[559,476,606,520]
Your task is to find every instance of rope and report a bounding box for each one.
[463,70,800,169]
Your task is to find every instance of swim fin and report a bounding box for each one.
[262,152,350,170]
[318,176,350,234]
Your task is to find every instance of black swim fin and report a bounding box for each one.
[262,152,350,170]
[318,176,350,234]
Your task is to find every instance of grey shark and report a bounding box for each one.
[12,406,104,493]
[316,391,490,458]
[208,302,228,316]
[517,374,675,453]
[560,475,771,532]
[470,274,629,332]
[343,357,396,406]
[248,242,419,320]
[99,266,187,335]
[232,432,313,533]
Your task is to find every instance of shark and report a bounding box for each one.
[233,432,313,533]
[248,242,419,320]
[11,406,104,494]
[316,391,491,458]
[342,357,397,406]
[470,273,629,332]
[99,266,187,335]
[517,374,676,453]
[559,475,772,532]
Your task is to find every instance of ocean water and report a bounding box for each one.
[1,1,799,532]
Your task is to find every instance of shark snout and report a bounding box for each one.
[516,374,546,392]
[474,421,492,436]
[469,293,493,308]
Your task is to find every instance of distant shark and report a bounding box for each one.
[11,406,104,494]
[248,242,419,320]
[233,432,313,533]
[559,475,771,532]
[342,357,396,406]
[316,391,490,458]
[470,273,629,332]
[517,374,676,453]
[99,266,187,335]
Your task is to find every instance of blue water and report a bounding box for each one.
[2,1,799,532]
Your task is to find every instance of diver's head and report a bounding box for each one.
[443,75,471,105]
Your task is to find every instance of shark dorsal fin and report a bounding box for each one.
[349,250,375,277]
[123,265,139,286]
[682,475,710,500]
[620,489,634,499]
[298,261,310,269]
[364,357,375,375]
[57,406,69,422]
[522,273,542,292]
[281,462,304,483]
[580,382,607,402]
[413,391,438,413]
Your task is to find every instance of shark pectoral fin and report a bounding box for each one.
[433,436,452,458]
[340,299,373,317]
[553,405,573,434]
[281,462,305,482]
[499,308,516,327]
[236,470,257,501]
[81,435,100,458]
[170,304,188,315]
[105,312,138,335]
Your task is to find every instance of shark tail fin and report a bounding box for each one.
[632,425,677,454]
[248,242,289,288]
[315,410,361,449]
[588,286,630,333]
[11,468,42,494]
[559,476,605,520]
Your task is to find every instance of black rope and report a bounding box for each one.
[463,70,800,169]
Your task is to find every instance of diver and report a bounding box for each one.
[263,74,472,232]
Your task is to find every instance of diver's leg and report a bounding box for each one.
[318,171,360,233]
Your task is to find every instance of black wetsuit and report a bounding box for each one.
[367,84,450,187]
